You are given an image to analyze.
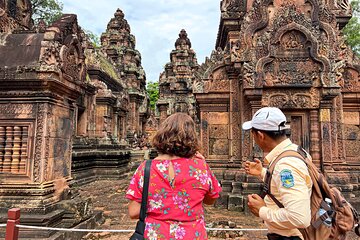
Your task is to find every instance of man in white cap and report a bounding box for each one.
[243,107,312,240]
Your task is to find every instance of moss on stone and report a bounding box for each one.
[98,55,119,80]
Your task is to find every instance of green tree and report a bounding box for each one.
[84,29,101,48]
[342,0,360,55]
[146,82,159,111]
[31,0,63,25]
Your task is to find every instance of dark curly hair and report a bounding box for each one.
[152,113,200,158]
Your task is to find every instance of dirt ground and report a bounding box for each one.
[78,178,359,240]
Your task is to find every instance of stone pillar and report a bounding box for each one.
[128,95,138,138]
[76,107,88,136]
[310,109,321,168]
[319,103,333,171]
[243,89,262,160]
[158,104,168,124]
[200,111,209,158]
[229,73,241,164]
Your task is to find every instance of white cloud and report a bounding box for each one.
[62,0,220,82]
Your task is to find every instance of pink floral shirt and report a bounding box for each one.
[126,158,222,240]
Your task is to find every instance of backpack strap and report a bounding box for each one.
[261,146,307,209]
[134,159,152,236]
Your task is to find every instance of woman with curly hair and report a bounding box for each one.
[126,112,222,239]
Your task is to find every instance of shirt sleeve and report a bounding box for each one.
[125,161,146,203]
[259,157,312,229]
[261,167,267,182]
[205,163,222,199]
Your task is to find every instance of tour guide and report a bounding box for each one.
[243,107,313,240]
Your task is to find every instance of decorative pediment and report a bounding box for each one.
[39,14,86,82]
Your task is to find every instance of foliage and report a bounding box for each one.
[31,0,63,25]
[342,0,360,55]
[84,29,101,48]
[146,82,159,110]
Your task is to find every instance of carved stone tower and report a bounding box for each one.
[101,9,149,140]
[190,0,360,210]
[157,29,199,123]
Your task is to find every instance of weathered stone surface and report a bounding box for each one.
[157,29,199,123]
[0,5,150,239]
[100,9,149,144]
[154,0,360,210]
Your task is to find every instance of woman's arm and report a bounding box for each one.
[203,195,217,205]
[128,200,141,219]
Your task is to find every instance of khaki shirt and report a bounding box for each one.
[259,139,312,239]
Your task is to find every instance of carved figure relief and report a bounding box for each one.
[242,62,255,88]
[40,42,61,67]
[210,139,229,155]
[342,67,359,91]
[263,59,320,87]
[230,40,242,62]
[60,45,82,81]
[280,31,305,49]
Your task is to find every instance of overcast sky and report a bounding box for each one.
[62,0,221,83]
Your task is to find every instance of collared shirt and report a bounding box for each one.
[259,139,312,239]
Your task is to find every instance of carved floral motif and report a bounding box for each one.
[0,104,34,116]
[263,89,320,109]
[34,104,46,182]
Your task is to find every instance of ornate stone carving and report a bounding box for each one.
[195,48,228,82]
[200,112,209,157]
[210,139,229,155]
[40,41,61,68]
[220,0,246,18]
[100,8,149,137]
[336,0,350,11]
[60,43,85,82]
[230,39,243,62]
[331,59,346,85]
[263,89,320,109]
[263,58,321,87]
[157,29,199,121]
[209,125,228,139]
[242,62,255,88]
[192,80,204,93]
[280,30,305,49]
[33,103,46,182]
[342,67,359,91]
[175,29,191,49]
[0,103,34,117]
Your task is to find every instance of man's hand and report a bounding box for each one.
[247,194,266,217]
[244,159,263,177]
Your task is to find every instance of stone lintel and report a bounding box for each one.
[87,69,123,92]
[216,18,242,50]
[95,96,116,105]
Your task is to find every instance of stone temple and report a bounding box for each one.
[0,1,149,238]
[157,0,360,211]
[0,0,360,239]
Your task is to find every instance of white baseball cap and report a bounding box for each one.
[242,107,290,131]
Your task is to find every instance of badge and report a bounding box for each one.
[280,169,294,188]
